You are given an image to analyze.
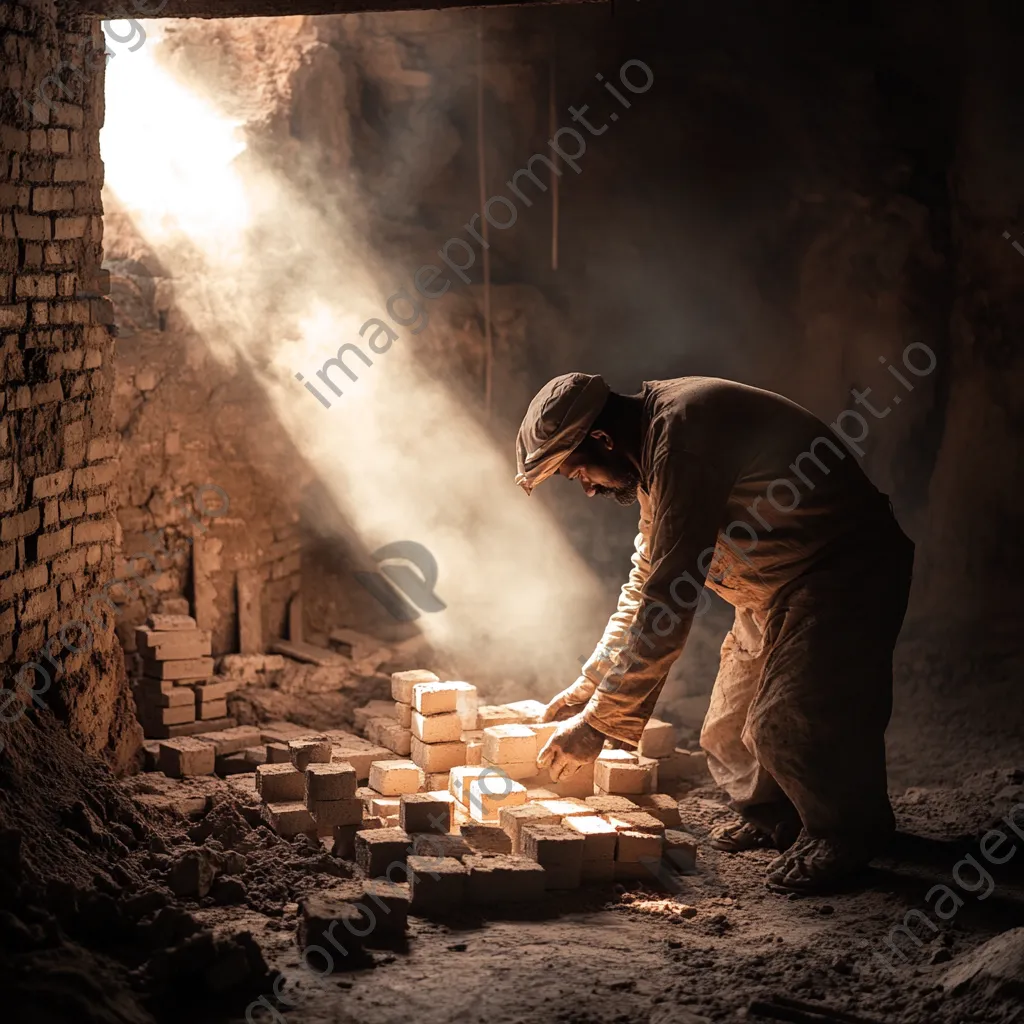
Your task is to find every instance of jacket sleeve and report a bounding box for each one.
[582,449,734,744]
[579,495,653,689]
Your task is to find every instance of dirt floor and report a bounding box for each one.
[3,635,1023,1024]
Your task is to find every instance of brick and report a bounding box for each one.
[256,763,305,802]
[138,703,196,729]
[390,668,439,704]
[639,718,678,758]
[535,798,591,819]
[603,810,665,836]
[547,759,597,799]
[564,814,618,861]
[71,518,113,545]
[410,737,466,774]
[58,498,85,521]
[53,156,88,181]
[311,797,363,829]
[459,823,513,855]
[481,758,537,783]
[664,830,698,873]
[411,709,461,744]
[134,677,195,708]
[408,855,467,914]
[289,737,332,771]
[297,894,364,955]
[332,824,359,859]
[14,213,49,240]
[395,701,412,728]
[368,759,423,796]
[306,762,358,804]
[135,625,212,660]
[476,705,524,728]
[615,830,663,864]
[582,860,616,883]
[1,506,40,542]
[353,700,396,733]
[193,680,236,703]
[411,680,476,716]
[50,547,86,577]
[198,699,227,720]
[331,741,393,783]
[527,721,558,746]
[465,736,482,765]
[635,793,681,827]
[146,613,196,632]
[368,718,410,756]
[482,724,537,765]
[468,775,527,823]
[158,737,215,777]
[265,742,290,763]
[521,823,585,889]
[411,833,472,860]
[369,794,400,819]
[142,656,215,680]
[359,879,410,934]
[503,699,547,723]
[657,748,710,784]
[36,526,73,559]
[263,801,316,838]
[86,435,119,462]
[499,803,560,854]
[31,379,62,405]
[465,853,545,904]
[21,586,56,622]
[425,772,450,791]
[399,791,453,834]
[0,304,27,329]
[72,461,117,491]
[594,752,657,795]
[449,765,487,805]
[355,827,410,878]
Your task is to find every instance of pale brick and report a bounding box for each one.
[635,793,682,827]
[449,765,487,806]
[482,724,537,765]
[368,759,424,796]
[564,814,618,861]
[467,775,527,823]
[639,718,678,758]
[390,668,439,704]
[476,705,524,728]
[411,680,476,716]
[410,737,466,774]
[411,709,461,744]
[615,830,663,864]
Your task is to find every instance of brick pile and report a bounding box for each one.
[131,613,237,738]
[247,669,705,921]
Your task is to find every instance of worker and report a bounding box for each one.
[516,373,914,891]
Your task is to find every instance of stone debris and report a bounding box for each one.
[369,759,424,796]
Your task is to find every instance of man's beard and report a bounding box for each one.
[593,480,639,506]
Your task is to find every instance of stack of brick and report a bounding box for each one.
[357,758,425,827]
[409,680,474,780]
[256,735,367,839]
[133,614,236,738]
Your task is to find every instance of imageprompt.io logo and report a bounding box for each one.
[354,541,447,621]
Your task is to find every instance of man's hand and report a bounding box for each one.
[537,712,605,782]
[541,675,597,723]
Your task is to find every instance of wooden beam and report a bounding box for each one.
[71,0,605,19]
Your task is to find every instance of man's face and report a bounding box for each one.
[558,432,640,506]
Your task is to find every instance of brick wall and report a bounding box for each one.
[0,1,139,770]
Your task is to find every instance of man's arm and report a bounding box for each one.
[581,449,734,744]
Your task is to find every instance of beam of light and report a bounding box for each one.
[101,28,607,691]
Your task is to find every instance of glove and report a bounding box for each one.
[537,712,606,782]
[541,674,597,723]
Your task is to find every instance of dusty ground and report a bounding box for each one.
[3,636,1023,1024]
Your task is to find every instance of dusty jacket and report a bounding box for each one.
[581,377,893,744]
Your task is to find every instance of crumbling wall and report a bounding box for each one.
[0,1,138,771]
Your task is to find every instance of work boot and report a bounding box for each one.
[710,820,776,853]
[764,830,877,892]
